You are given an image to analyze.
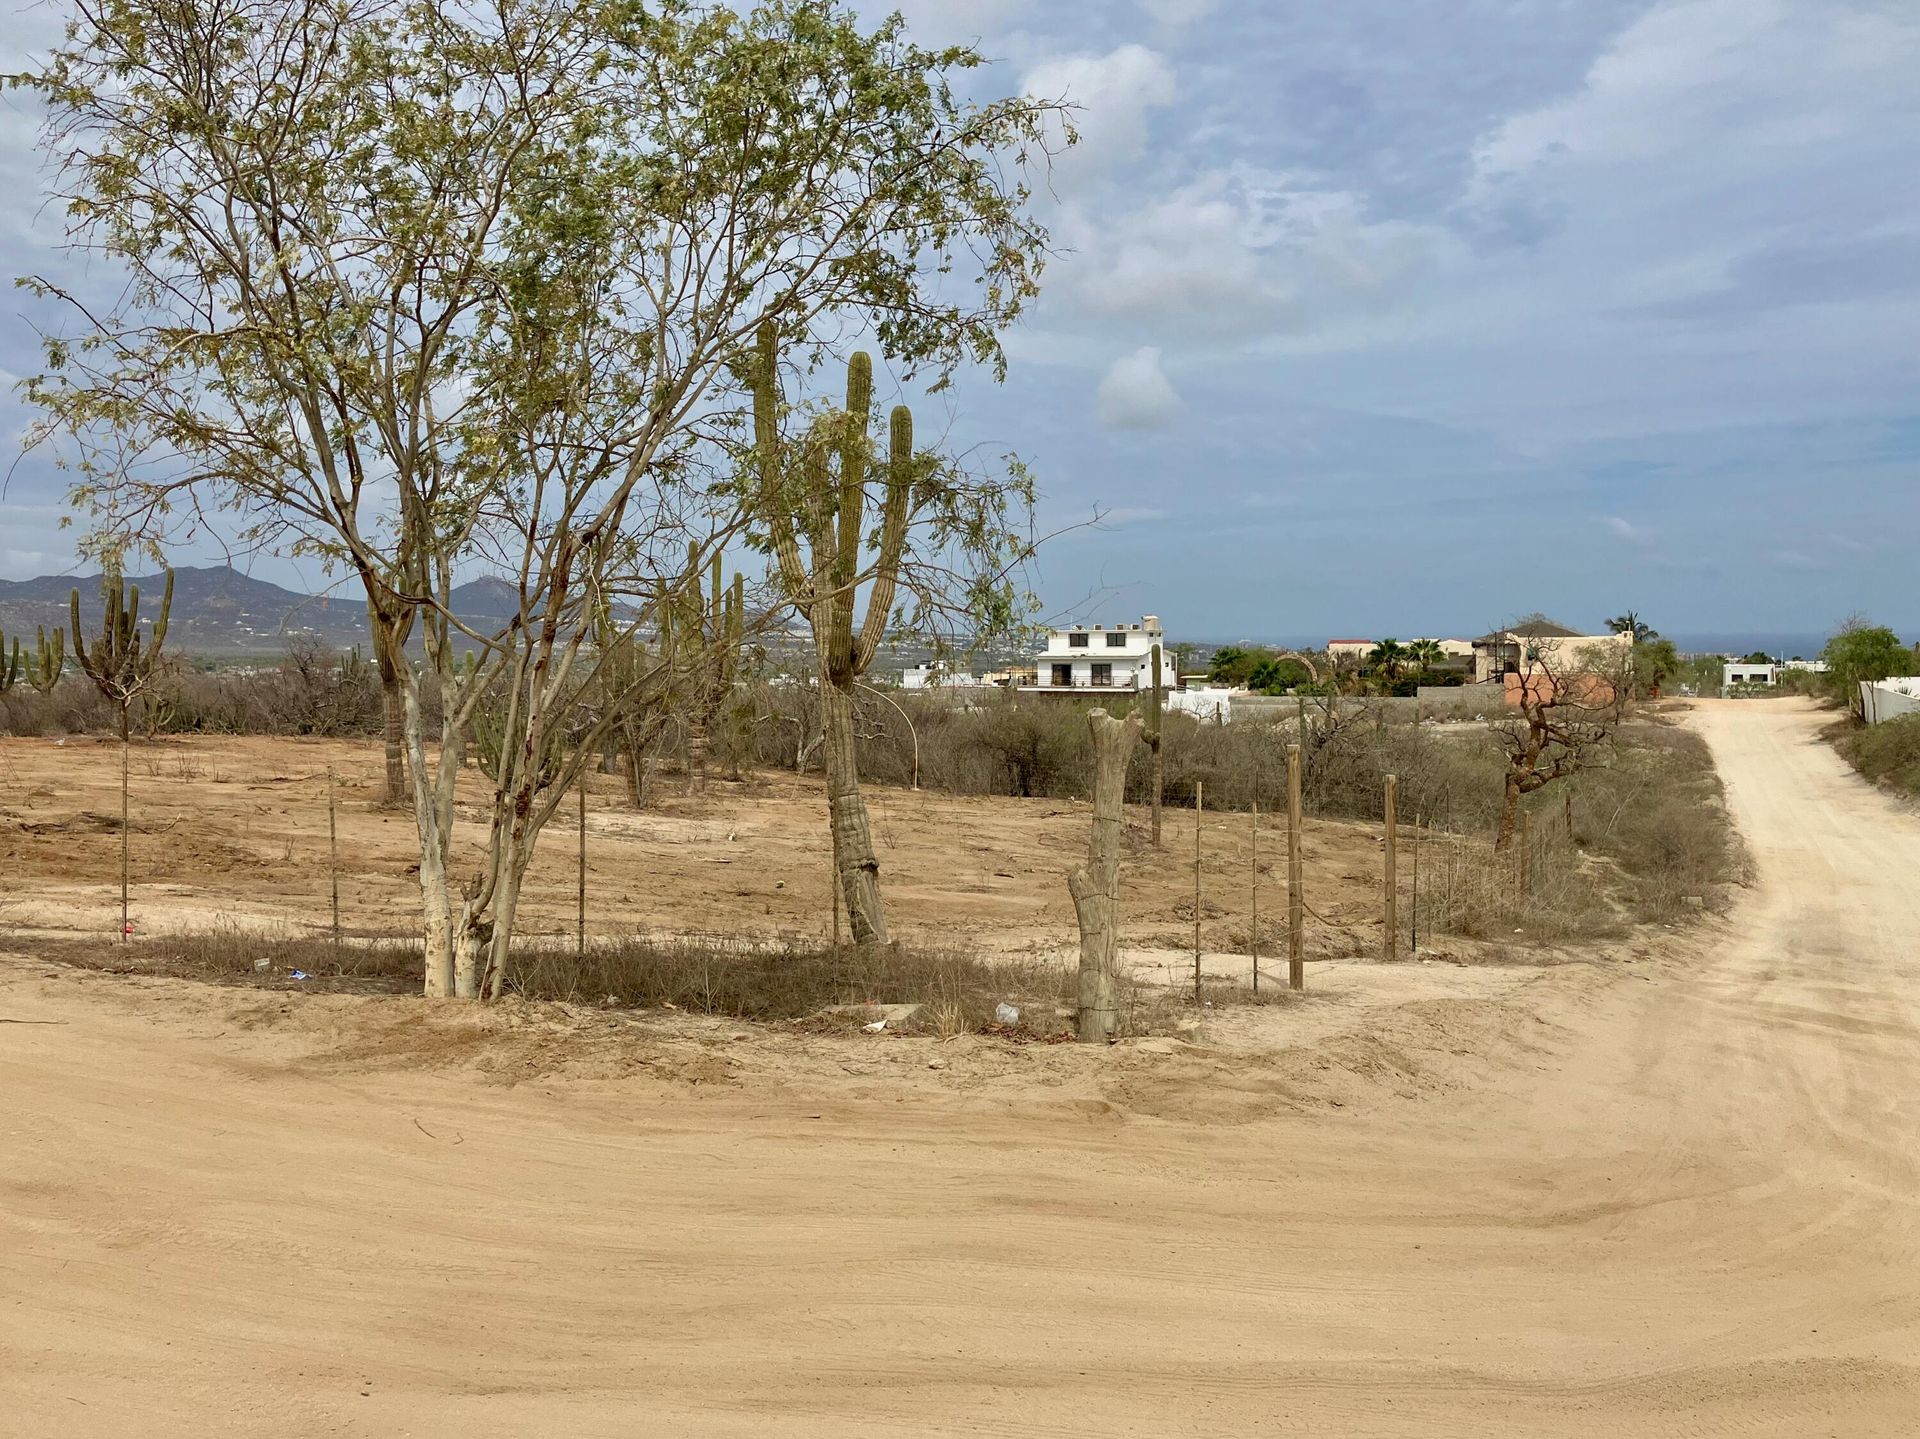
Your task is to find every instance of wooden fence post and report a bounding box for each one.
[327,765,340,956]
[577,781,588,961]
[1193,779,1204,1003]
[1287,743,1304,991]
[1250,798,1260,994]
[1383,774,1398,961]
[1150,646,1164,849]
[1410,809,1421,956]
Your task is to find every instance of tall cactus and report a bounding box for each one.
[71,568,173,943]
[25,625,65,693]
[752,321,914,945]
[0,625,61,694]
[660,543,745,789]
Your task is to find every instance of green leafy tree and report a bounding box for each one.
[1407,639,1445,670]
[1247,656,1312,695]
[1822,618,1911,718]
[1206,645,1264,686]
[17,0,1064,998]
[1633,638,1681,697]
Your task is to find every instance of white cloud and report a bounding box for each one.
[1053,167,1443,344]
[1604,515,1648,544]
[1138,0,1216,26]
[1022,44,1175,179]
[1096,347,1183,428]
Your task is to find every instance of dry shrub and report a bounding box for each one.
[1410,719,1745,945]
[48,924,1089,1035]
[510,932,1077,1032]
[51,924,423,986]
[1838,714,1920,799]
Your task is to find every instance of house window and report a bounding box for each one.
[1091,663,1113,687]
[1105,632,1127,647]
[1068,632,1089,648]
[1051,663,1073,687]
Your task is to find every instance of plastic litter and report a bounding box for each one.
[862,1019,887,1033]
[289,969,311,981]
[994,1002,1020,1025]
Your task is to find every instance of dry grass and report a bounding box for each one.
[511,932,1080,1034]
[42,924,1110,1037]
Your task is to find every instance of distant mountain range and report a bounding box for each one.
[0,566,532,658]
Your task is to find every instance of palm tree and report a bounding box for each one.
[1407,638,1445,671]
[1606,611,1657,643]
[1367,637,1408,681]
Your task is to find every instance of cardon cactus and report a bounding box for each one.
[71,567,172,716]
[69,567,173,944]
[25,625,65,693]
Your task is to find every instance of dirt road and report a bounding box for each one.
[4,698,1918,1436]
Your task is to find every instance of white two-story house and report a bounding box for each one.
[1022,616,1168,693]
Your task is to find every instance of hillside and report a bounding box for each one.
[0,566,538,659]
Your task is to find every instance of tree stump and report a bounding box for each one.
[1069,708,1143,1043]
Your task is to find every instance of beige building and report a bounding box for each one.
[1471,621,1632,684]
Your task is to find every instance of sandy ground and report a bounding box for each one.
[0,734,1396,965]
[4,698,1919,1435]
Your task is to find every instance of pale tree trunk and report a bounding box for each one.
[1070,708,1141,1043]
[820,680,887,944]
[401,673,460,996]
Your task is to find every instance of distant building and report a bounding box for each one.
[1471,620,1632,685]
[1024,616,1168,693]
[1862,677,1920,724]
[1167,686,1234,723]
[1724,662,1777,688]
[901,661,979,690]
[1328,636,1472,662]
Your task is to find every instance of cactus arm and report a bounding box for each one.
[854,404,915,676]
[150,569,173,654]
[2,633,18,691]
[753,322,813,614]
[69,588,90,678]
[824,352,872,680]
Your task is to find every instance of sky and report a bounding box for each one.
[1,0,1916,644]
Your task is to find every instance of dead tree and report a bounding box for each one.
[1069,708,1142,1043]
[1491,641,1628,851]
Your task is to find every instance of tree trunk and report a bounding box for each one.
[381,680,407,805]
[1494,771,1523,853]
[1070,709,1141,1043]
[819,680,887,944]
[402,677,458,996]
[370,615,408,806]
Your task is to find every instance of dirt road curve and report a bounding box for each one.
[4,698,1919,1437]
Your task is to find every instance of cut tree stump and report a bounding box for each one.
[1069,708,1143,1044]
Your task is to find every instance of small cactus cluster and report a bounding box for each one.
[71,568,174,718]
[661,544,744,698]
[0,623,65,694]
